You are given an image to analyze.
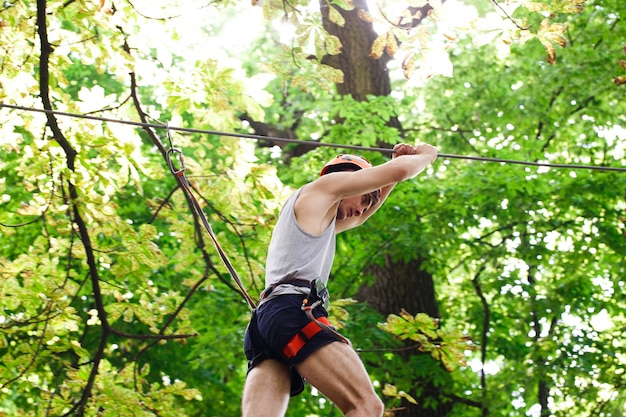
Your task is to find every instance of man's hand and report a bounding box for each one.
[393,143,438,164]
[392,143,416,157]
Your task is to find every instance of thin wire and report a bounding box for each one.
[2,103,625,173]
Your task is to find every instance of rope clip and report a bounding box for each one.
[166,122,185,177]
[301,279,330,311]
[166,147,185,177]
[301,298,322,311]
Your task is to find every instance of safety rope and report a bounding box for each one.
[2,103,626,173]
[301,301,351,347]
[165,124,257,310]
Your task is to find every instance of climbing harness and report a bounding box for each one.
[282,315,334,358]
[259,278,312,300]
[165,124,257,310]
[298,279,351,351]
[259,277,350,356]
[302,278,330,311]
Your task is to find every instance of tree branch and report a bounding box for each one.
[0,316,50,389]
[37,2,112,414]
[470,265,489,417]
[109,328,197,340]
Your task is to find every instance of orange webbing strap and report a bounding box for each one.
[282,317,332,359]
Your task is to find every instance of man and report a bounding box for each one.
[242,142,438,417]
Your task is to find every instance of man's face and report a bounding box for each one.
[336,194,375,220]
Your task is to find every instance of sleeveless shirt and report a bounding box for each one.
[261,187,336,302]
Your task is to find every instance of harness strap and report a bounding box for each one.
[282,316,332,359]
[260,279,312,300]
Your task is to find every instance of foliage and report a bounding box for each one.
[379,310,475,372]
[382,1,626,414]
[1,0,625,417]
[1,1,277,416]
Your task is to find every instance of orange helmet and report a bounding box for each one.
[320,154,381,204]
[320,154,373,176]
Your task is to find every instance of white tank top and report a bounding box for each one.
[262,187,336,302]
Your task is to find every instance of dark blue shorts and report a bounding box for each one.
[244,294,339,396]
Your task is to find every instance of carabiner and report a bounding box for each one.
[166,147,185,177]
[165,122,185,177]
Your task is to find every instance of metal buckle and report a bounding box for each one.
[304,279,330,311]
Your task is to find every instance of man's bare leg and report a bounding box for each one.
[296,342,385,417]
[242,359,291,417]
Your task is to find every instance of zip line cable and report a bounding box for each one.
[3,102,623,307]
[2,102,625,173]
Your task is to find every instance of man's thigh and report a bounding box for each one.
[295,341,378,412]
[242,359,291,417]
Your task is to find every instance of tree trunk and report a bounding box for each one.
[319,3,453,416]
[319,0,392,100]
[319,0,403,136]
[358,256,453,417]
[358,256,439,317]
